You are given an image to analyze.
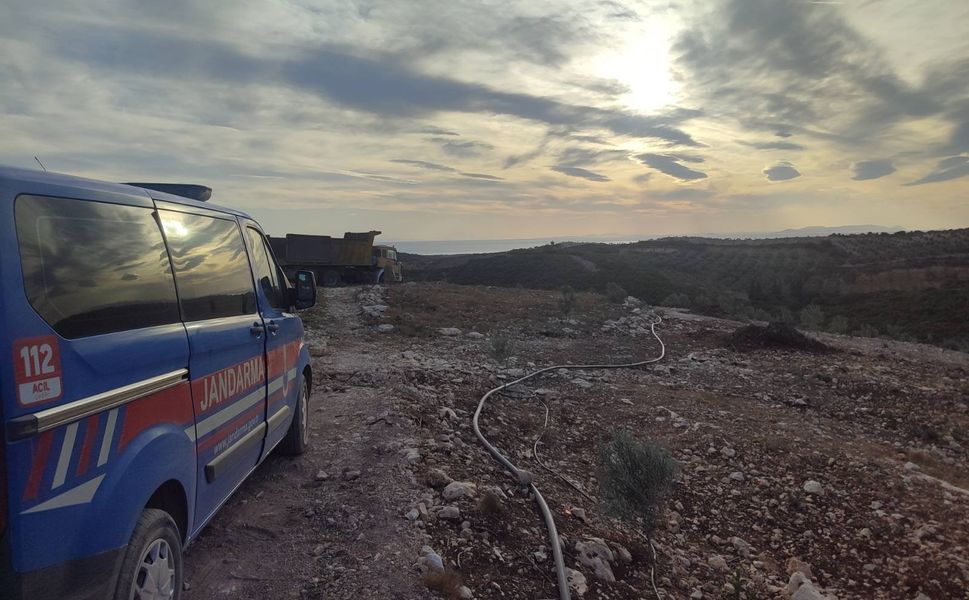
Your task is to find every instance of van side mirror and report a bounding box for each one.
[293,270,317,310]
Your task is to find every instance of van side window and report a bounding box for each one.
[245,227,285,310]
[15,195,181,338]
[159,211,257,321]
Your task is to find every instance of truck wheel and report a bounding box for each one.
[320,269,340,287]
[279,374,309,456]
[114,508,182,600]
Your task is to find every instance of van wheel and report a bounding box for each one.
[114,508,182,600]
[279,375,309,456]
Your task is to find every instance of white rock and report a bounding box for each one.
[438,327,462,336]
[575,538,615,582]
[792,579,824,600]
[457,586,473,599]
[376,323,395,333]
[708,555,728,571]
[803,480,824,495]
[571,378,594,389]
[438,506,461,520]
[466,331,485,339]
[401,448,421,463]
[314,470,329,481]
[720,447,736,458]
[442,481,477,501]
[566,568,588,596]
[404,508,420,521]
[729,471,745,482]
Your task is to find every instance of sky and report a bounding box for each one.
[2,0,968,241]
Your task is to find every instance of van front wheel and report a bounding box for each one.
[114,508,182,600]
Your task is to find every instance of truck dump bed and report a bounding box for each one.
[269,231,379,267]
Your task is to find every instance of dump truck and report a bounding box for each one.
[269,230,402,286]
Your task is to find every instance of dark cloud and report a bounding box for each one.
[435,139,494,158]
[557,147,629,167]
[906,156,969,185]
[419,126,460,136]
[638,153,708,181]
[742,140,805,151]
[763,162,801,181]
[673,0,956,142]
[459,172,504,181]
[652,188,716,200]
[851,159,895,181]
[391,159,456,172]
[551,165,611,182]
[50,23,700,147]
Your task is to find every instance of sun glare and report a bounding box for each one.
[593,26,677,113]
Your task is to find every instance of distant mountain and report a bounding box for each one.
[766,225,903,237]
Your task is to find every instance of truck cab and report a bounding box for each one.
[372,245,403,283]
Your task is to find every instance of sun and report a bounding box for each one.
[591,25,678,113]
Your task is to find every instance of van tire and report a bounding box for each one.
[279,375,309,456]
[114,508,182,600]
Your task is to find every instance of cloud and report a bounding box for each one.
[459,172,504,181]
[46,22,701,147]
[851,159,895,180]
[419,126,460,136]
[652,188,716,200]
[391,159,456,172]
[673,0,951,142]
[742,141,805,151]
[906,155,969,185]
[551,165,611,182]
[763,162,801,181]
[436,139,494,158]
[638,153,708,181]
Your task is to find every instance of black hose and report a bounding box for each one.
[471,315,666,600]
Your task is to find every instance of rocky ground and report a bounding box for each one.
[184,282,969,600]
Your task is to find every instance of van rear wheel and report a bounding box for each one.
[279,374,309,456]
[114,508,182,600]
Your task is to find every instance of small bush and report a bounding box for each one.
[559,285,577,315]
[422,568,464,598]
[799,304,824,330]
[826,315,849,334]
[477,490,504,515]
[605,281,628,303]
[488,332,514,364]
[661,292,690,307]
[597,430,677,535]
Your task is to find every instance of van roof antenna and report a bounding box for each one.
[34,156,47,172]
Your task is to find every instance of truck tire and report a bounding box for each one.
[278,374,310,456]
[320,268,340,287]
[114,508,182,600]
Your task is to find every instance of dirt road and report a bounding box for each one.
[183,287,432,599]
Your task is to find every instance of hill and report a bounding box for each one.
[402,228,969,350]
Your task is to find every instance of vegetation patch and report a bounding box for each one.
[726,322,833,353]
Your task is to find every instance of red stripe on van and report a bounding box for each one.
[23,431,54,501]
[118,382,193,451]
[75,415,100,476]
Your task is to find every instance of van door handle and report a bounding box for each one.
[250,322,264,337]
[267,321,280,335]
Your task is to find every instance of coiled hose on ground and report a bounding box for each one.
[471,314,667,600]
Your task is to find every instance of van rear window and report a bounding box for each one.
[15,195,182,338]
[159,210,257,321]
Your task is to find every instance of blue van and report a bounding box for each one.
[0,167,318,599]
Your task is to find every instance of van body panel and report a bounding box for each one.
[0,167,313,597]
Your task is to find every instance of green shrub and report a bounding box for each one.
[597,430,677,535]
[559,285,577,315]
[799,304,824,330]
[605,281,628,303]
[661,292,690,307]
[826,315,849,334]
[488,331,514,363]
